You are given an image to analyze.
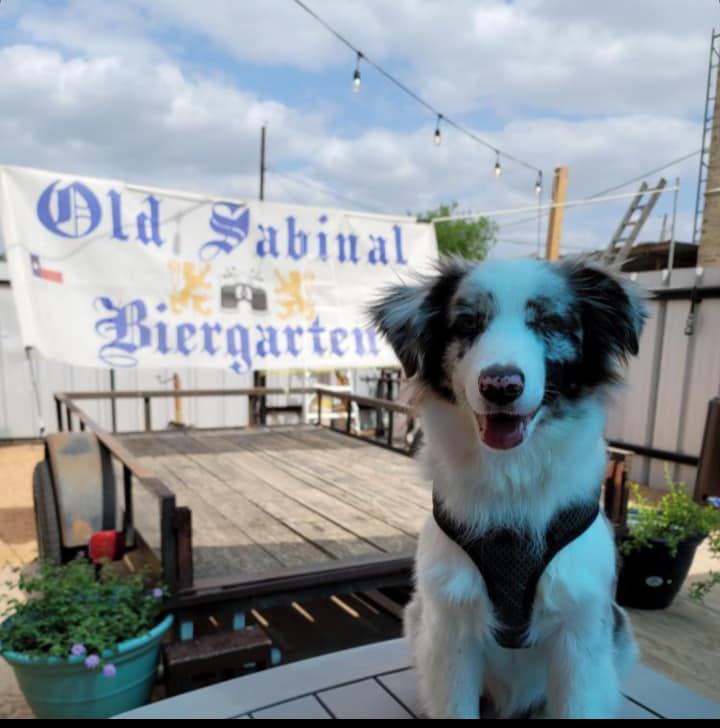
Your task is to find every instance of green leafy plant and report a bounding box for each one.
[0,558,166,675]
[689,530,720,602]
[416,202,498,260]
[621,465,720,602]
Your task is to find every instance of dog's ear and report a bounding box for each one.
[368,258,469,379]
[563,260,647,376]
[367,282,429,378]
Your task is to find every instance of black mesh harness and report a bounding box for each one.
[432,492,600,649]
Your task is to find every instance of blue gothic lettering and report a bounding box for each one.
[199,202,250,261]
[37,180,102,238]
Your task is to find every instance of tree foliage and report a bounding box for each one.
[418,202,497,260]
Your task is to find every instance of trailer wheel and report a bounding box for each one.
[33,461,62,565]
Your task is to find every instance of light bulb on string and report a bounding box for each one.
[535,170,542,196]
[352,51,362,93]
[434,114,442,147]
[494,151,502,178]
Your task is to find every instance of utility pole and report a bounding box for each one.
[545,166,569,260]
[259,124,266,202]
[253,125,268,426]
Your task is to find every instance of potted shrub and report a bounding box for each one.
[616,466,720,610]
[0,558,173,718]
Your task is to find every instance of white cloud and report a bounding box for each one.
[0,1,711,257]
[129,0,714,117]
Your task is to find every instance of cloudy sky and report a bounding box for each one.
[0,0,715,258]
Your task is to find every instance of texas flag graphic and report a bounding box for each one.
[30,253,64,284]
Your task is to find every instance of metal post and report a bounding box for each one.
[253,124,268,425]
[110,369,117,433]
[55,397,63,432]
[248,394,256,427]
[536,184,544,259]
[667,177,680,276]
[317,392,322,426]
[143,396,152,432]
[259,124,266,202]
[387,409,394,448]
[24,346,45,436]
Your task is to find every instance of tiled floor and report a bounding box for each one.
[118,639,720,719]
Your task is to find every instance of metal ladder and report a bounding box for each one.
[605,178,666,267]
[692,29,720,245]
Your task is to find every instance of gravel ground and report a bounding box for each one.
[0,442,42,719]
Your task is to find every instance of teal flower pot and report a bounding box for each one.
[1,613,173,719]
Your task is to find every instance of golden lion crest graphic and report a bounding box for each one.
[274,269,316,321]
[169,260,212,315]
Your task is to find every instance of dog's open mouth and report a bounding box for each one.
[476,410,538,450]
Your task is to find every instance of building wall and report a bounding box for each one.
[606,267,720,491]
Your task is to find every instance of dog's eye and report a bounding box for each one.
[527,301,558,329]
[453,312,484,337]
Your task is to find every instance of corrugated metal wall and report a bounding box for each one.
[606,266,720,490]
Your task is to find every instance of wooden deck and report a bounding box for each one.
[118,638,720,718]
[119,425,431,583]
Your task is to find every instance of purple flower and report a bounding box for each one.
[84,654,100,670]
[102,663,117,678]
[152,588,163,599]
[70,643,86,657]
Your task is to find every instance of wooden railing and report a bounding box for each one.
[52,387,413,597]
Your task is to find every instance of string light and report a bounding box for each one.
[535,170,542,196]
[352,51,362,93]
[294,0,543,194]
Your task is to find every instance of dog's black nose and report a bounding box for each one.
[479,365,525,406]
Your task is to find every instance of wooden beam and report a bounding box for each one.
[545,166,569,260]
[173,373,184,425]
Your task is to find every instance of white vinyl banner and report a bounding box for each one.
[0,166,437,373]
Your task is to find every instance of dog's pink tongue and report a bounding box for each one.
[478,414,526,450]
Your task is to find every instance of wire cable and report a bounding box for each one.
[292,0,541,175]
[266,166,390,213]
[498,149,702,231]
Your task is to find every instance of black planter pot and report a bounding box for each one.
[616,536,704,610]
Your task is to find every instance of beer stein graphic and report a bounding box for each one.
[221,282,268,312]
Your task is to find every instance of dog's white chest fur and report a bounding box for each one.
[406,395,636,718]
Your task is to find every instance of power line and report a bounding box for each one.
[266,166,390,213]
[292,0,542,179]
[498,149,702,231]
[432,184,680,223]
[586,149,701,199]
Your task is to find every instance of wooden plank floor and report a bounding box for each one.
[118,638,720,718]
[119,426,431,582]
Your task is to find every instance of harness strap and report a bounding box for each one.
[433,491,600,649]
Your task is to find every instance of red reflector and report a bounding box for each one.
[88,530,124,562]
